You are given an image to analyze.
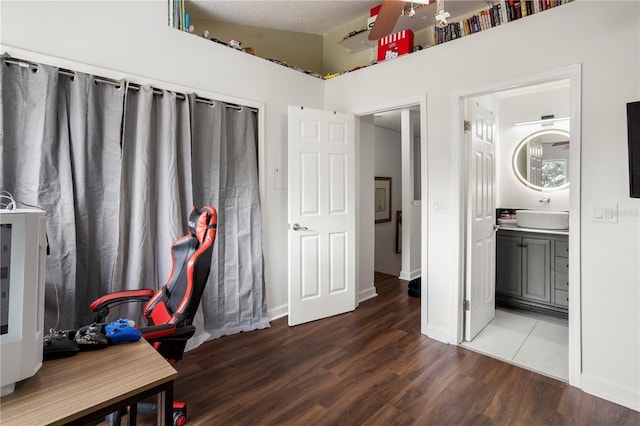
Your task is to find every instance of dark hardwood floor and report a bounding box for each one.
[165,272,638,425]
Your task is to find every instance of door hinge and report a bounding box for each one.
[463,120,471,133]
[463,299,470,311]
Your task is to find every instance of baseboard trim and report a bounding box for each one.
[359,286,378,303]
[581,372,640,412]
[399,269,421,281]
[426,324,452,344]
[267,304,288,321]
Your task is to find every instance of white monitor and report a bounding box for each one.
[0,208,47,396]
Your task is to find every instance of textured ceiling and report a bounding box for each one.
[185,1,493,36]
[185,0,383,35]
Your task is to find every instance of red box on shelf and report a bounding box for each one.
[377,29,414,62]
[368,4,382,30]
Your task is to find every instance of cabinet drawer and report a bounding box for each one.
[555,272,569,291]
[555,257,569,273]
[555,289,569,307]
[556,241,569,258]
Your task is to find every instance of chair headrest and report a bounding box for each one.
[188,206,217,244]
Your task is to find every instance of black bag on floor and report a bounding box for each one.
[408,277,421,298]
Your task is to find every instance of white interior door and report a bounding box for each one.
[527,137,543,186]
[288,106,356,326]
[465,102,497,341]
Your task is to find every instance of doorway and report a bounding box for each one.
[350,96,427,305]
[455,66,582,386]
[370,108,422,280]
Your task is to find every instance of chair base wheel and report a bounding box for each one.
[173,410,187,426]
[173,402,187,426]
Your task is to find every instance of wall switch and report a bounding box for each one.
[594,206,603,219]
[604,207,614,220]
[434,199,447,213]
[593,204,618,223]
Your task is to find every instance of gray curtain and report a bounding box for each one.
[114,86,193,322]
[0,55,125,328]
[1,55,269,345]
[188,98,269,348]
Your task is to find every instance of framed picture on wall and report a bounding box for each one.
[375,177,392,223]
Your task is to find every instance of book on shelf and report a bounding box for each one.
[168,0,188,31]
[433,0,573,46]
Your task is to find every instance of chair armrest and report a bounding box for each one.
[143,325,196,363]
[140,324,196,342]
[90,289,155,322]
[138,324,177,340]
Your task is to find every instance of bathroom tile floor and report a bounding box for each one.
[461,307,568,381]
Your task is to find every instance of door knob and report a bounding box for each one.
[493,224,500,232]
[292,223,309,231]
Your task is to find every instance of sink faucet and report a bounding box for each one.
[538,197,551,204]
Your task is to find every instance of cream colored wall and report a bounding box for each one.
[322,16,434,75]
[191,10,444,76]
[322,16,371,75]
[191,18,324,73]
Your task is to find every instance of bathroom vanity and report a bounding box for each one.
[496,227,568,317]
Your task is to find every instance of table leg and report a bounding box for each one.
[128,402,138,426]
[158,381,173,426]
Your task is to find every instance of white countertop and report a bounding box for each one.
[498,225,569,236]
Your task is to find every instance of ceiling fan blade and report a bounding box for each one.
[368,0,407,41]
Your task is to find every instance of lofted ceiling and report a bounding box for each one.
[185,1,492,36]
[185,0,381,35]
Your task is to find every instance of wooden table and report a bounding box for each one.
[0,339,177,425]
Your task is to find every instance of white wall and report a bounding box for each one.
[324,0,639,411]
[401,110,422,281]
[373,126,402,276]
[358,117,377,302]
[0,0,325,321]
[2,0,639,412]
[497,84,571,210]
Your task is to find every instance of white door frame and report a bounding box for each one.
[451,65,582,386]
[350,95,428,330]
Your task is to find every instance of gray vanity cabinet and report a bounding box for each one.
[521,237,552,302]
[495,234,521,296]
[496,229,568,316]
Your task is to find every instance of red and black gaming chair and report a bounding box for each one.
[89,205,217,426]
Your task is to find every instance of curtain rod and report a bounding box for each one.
[3,57,257,112]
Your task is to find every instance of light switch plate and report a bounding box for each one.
[593,204,618,223]
[434,199,447,213]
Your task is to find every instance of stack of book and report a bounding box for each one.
[434,0,574,46]
[168,0,189,31]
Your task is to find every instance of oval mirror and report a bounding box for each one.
[513,129,570,191]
